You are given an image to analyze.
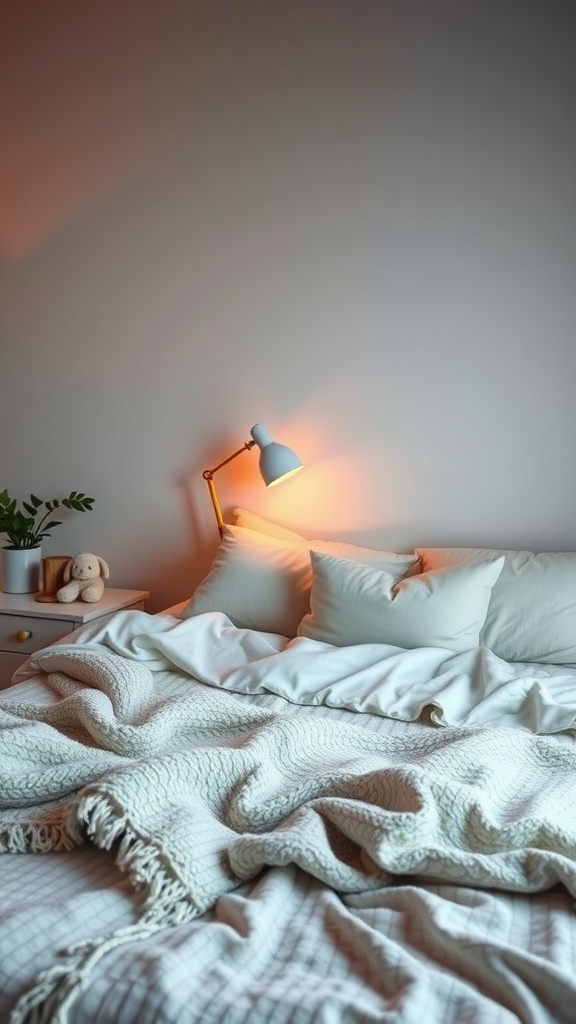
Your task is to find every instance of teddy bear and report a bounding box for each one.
[56,553,110,603]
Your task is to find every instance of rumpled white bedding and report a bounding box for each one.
[2,609,576,1024]
[15,608,576,733]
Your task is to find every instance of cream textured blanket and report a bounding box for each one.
[2,642,576,1022]
[2,644,576,892]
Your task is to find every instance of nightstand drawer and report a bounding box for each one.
[0,614,74,655]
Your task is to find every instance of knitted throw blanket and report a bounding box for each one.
[2,647,576,1022]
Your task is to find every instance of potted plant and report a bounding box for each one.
[0,489,95,594]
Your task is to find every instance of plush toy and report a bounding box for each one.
[57,553,110,603]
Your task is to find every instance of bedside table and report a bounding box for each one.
[0,588,150,689]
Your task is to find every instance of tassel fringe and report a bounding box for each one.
[10,790,200,1023]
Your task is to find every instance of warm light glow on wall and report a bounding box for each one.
[265,454,373,534]
[226,443,414,541]
[0,2,196,258]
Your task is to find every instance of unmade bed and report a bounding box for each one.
[2,513,576,1023]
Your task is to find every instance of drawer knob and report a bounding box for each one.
[16,629,33,642]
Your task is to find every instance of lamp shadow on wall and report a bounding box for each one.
[176,429,245,602]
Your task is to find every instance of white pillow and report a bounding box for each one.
[182,524,418,637]
[416,547,576,664]
[233,507,304,543]
[233,507,419,569]
[298,551,505,652]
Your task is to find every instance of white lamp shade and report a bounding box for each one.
[250,423,303,487]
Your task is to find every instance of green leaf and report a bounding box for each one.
[0,487,94,547]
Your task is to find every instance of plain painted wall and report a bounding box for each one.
[1,0,575,612]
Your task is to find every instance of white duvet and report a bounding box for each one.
[16,607,576,734]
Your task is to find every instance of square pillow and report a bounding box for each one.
[182,524,418,637]
[416,547,576,664]
[298,551,505,652]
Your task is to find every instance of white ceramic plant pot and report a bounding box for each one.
[2,546,42,594]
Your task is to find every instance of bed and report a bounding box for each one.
[2,508,576,1024]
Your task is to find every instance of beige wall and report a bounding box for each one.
[1,0,575,611]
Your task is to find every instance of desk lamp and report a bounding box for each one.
[203,423,303,534]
